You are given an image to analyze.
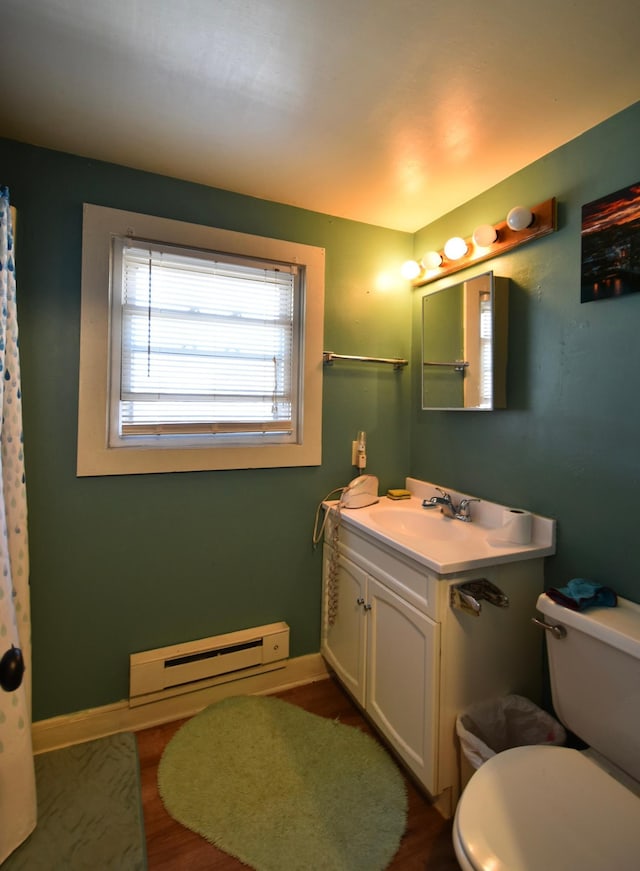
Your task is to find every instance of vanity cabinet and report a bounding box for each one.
[321,512,546,817]
[322,545,440,790]
[321,548,366,704]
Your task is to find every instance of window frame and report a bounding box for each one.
[77,204,324,476]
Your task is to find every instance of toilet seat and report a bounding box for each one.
[454,744,640,871]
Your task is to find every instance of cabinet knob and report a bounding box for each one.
[356,597,365,606]
[363,603,372,611]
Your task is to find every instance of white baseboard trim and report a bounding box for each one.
[32,653,329,754]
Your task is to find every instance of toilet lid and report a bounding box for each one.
[455,745,640,871]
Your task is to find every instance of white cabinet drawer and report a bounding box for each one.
[334,521,439,619]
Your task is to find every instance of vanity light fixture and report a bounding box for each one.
[404,234,475,278]
[421,250,443,270]
[443,236,468,260]
[506,205,534,231]
[401,259,422,280]
[472,223,498,248]
[409,197,557,287]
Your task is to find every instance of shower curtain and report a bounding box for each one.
[0,186,37,862]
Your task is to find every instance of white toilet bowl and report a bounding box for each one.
[453,744,640,871]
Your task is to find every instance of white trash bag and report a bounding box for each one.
[456,693,566,770]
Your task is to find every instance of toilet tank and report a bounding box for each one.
[536,592,640,782]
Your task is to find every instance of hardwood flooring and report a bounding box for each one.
[136,676,461,870]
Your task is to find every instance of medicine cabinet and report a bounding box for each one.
[421,271,508,410]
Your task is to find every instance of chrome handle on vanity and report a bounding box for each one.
[450,579,510,616]
[531,617,567,639]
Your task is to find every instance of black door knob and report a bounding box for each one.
[0,645,25,692]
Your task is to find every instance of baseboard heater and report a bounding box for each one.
[129,621,290,707]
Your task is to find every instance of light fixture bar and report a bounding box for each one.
[413,197,557,287]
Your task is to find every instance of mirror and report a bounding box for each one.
[422,271,508,410]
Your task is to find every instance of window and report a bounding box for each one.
[78,205,324,476]
[111,239,301,445]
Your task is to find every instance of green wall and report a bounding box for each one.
[3,99,639,721]
[0,139,412,720]
[411,100,640,601]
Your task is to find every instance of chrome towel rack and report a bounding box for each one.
[323,352,408,370]
[423,360,469,372]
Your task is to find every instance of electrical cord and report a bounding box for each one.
[312,486,346,627]
[311,487,345,548]
[326,505,341,626]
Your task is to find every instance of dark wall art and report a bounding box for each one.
[581,181,640,303]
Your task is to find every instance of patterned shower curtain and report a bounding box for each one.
[0,186,37,862]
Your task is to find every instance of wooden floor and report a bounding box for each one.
[136,676,461,870]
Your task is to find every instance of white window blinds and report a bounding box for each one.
[111,238,301,442]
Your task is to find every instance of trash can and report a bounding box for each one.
[456,693,566,770]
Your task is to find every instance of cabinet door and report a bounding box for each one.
[366,576,440,793]
[321,545,367,706]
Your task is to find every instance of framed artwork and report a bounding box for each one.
[581,181,640,302]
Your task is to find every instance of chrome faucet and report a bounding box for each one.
[422,487,480,522]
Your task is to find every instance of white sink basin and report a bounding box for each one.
[327,484,556,573]
[368,507,473,542]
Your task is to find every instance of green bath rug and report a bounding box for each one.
[158,694,407,871]
[4,732,146,870]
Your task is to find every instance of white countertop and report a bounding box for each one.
[324,478,555,575]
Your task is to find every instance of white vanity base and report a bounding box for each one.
[321,484,552,818]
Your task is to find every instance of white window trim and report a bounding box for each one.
[77,204,324,476]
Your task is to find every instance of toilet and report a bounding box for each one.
[453,591,640,871]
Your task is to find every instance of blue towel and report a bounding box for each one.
[547,578,617,611]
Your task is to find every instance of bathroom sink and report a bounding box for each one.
[368,507,473,542]
[325,481,556,574]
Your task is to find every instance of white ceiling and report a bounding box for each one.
[2,0,639,232]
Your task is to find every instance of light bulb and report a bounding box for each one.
[400,259,421,280]
[421,251,443,270]
[443,236,468,261]
[472,224,498,247]
[506,206,533,231]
